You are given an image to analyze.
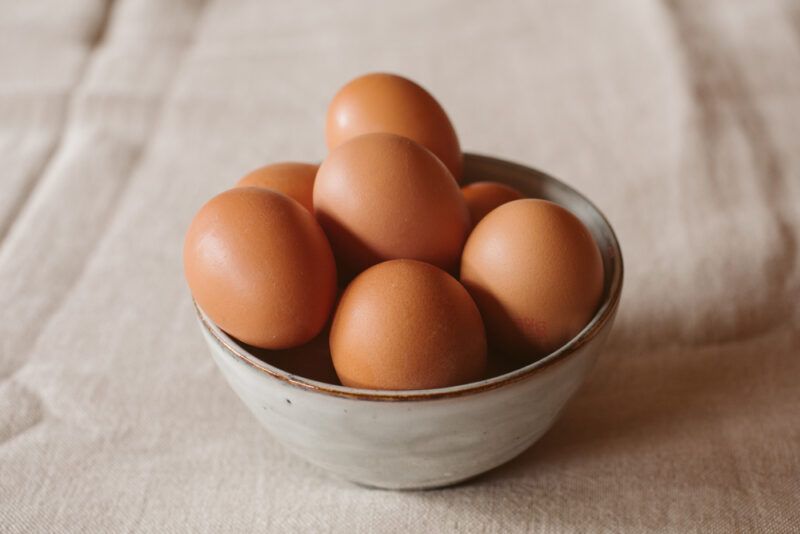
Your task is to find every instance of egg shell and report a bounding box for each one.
[330,259,487,390]
[235,162,318,212]
[314,132,470,276]
[460,199,604,361]
[462,181,524,227]
[326,72,463,181]
[184,187,337,349]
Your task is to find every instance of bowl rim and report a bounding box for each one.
[196,153,624,402]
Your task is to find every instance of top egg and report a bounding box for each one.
[325,73,463,182]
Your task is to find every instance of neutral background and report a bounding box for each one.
[1,0,798,532]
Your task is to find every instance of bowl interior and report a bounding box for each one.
[198,153,623,401]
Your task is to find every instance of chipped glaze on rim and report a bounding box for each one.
[196,153,624,402]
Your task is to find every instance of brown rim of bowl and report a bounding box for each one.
[195,153,624,402]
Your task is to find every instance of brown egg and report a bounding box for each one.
[243,328,340,385]
[462,181,524,227]
[326,73,463,181]
[184,187,337,349]
[314,132,470,275]
[235,162,318,212]
[460,199,604,361]
[330,259,487,390]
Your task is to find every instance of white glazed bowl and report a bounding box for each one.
[196,153,623,490]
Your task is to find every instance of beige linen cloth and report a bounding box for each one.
[1,0,798,532]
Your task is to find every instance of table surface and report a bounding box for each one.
[1,0,798,532]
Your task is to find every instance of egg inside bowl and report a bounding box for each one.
[195,153,623,490]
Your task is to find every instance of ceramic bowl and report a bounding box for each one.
[196,153,623,490]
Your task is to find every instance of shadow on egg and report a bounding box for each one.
[460,281,540,365]
[314,210,383,284]
[239,330,340,386]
